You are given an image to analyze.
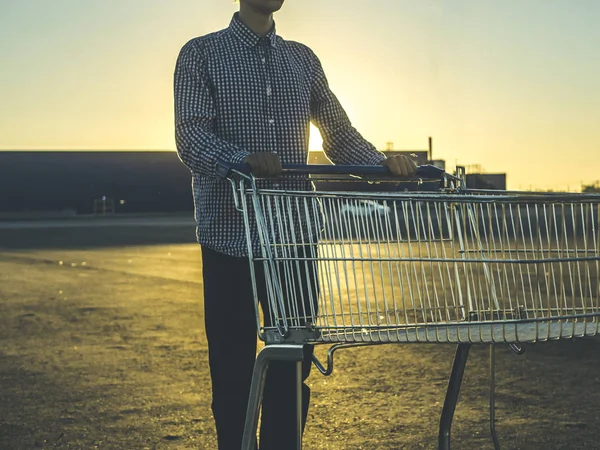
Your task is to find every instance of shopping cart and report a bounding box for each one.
[217,161,600,450]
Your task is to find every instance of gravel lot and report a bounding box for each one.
[1,218,599,449]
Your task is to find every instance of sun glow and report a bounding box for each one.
[308,124,323,151]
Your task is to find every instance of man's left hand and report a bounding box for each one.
[380,155,417,177]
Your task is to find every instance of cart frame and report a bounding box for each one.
[217,162,600,450]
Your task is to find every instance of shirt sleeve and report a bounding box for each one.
[308,50,386,166]
[174,40,250,176]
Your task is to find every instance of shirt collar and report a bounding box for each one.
[229,12,278,48]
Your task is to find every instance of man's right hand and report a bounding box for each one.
[244,152,282,178]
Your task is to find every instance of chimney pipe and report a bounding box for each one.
[428,137,433,162]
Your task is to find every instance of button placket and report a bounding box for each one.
[263,47,276,151]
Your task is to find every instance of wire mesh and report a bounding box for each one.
[239,184,600,344]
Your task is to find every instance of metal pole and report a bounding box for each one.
[296,361,303,450]
[242,344,305,450]
[439,343,471,450]
[429,136,433,162]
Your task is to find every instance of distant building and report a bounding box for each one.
[0,149,457,217]
[465,173,507,190]
[430,160,446,171]
[0,151,193,215]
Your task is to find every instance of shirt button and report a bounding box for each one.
[266,86,272,96]
[268,119,275,125]
[261,57,266,64]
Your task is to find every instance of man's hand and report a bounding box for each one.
[380,155,417,177]
[244,152,282,178]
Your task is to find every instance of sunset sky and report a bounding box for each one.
[1,0,598,190]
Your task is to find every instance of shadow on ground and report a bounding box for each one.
[0,218,197,250]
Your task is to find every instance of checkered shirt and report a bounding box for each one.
[174,13,385,257]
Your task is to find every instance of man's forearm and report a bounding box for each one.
[321,122,386,166]
[175,121,249,176]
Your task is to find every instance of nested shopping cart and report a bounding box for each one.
[217,161,600,450]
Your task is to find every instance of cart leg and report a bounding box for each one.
[490,344,501,450]
[439,343,471,450]
[241,344,306,450]
[296,361,303,449]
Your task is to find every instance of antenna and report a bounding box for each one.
[428,136,432,162]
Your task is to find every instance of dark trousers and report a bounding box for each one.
[201,246,316,450]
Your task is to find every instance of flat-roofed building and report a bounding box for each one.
[465,173,507,190]
[0,151,193,216]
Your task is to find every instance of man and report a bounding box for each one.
[174,0,416,448]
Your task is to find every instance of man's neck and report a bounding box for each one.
[238,7,273,36]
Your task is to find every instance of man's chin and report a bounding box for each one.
[244,0,285,15]
[264,0,285,13]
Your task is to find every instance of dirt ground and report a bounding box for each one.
[1,219,600,449]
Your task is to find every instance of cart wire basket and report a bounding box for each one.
[217,161,600,450]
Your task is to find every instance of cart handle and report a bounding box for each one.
[216,161,446,179]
